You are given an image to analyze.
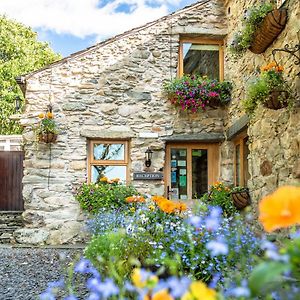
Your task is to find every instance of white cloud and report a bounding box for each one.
[0,0,189,41]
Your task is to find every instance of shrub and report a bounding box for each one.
[200,182,238,217]
[75,180,138,213]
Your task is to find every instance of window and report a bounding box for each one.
[178,38,224,80]
[88,140,129,183]
[233,132,250,187]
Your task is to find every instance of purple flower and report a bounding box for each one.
[87,293,100,300]
[206,240,228,256]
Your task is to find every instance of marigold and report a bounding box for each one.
[182,281,217,300]
[125,195,145,203]
[259,186,300,232]
[99,177,108,182]
[159,199,177,214]
[46,112,54,119]
[152,289,174,300]
[175,202,187,212]
[38,113,45,119]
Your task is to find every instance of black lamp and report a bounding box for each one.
[145,148,153,167]
[15,96,21,112]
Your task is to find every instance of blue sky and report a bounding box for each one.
[0,0,197,57]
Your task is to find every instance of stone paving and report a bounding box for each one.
[0,245,84,300]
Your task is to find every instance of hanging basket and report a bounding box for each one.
[249,8,288,54]
[230,189,251,210]
[38,133,57,143]
[263,90,289,110]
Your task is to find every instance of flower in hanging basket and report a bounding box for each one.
[229,2,274,56]
[242,62,294,115]
[163,75,232,113]
[36,107,58,143]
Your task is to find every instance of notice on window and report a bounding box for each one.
[171,171,177,183]
[180,169,186,175]
[179,175,186,187]
[178,160,186,167]
[171,160,177,167]
[180,195,188,200]
[179,150,186,157]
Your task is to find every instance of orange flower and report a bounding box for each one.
[175,202,187,212]
[125,195,145,203]
[38,113,45,119]
[47,112,54,119]
[152,289,174,300]
[275,65,284,72]
[259,186,300,232]
[159,200,177,214]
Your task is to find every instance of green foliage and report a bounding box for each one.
[229,2,273,56]
[200,182,238,217]
[0,16,61,134]
[84,231,152,283]
[36,117,58,135]
[163,75,233,112]
[75,181,138,213]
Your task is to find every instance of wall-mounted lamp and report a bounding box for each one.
[15,96,22,112]
[145,148,153,167]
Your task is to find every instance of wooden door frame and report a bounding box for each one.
[164,142,220,199]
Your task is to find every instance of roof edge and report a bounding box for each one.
[22,0,212,80]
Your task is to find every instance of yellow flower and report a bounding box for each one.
[182,281,217,300]
[131,268,146,288]
[148,205,155,211]
[152,289,174,300]
[46,112,54,119]
[130,207,136,212]
[131,268,158,289]
[38,113,45,119]
[99,176,108,182]
[259,186,300,232]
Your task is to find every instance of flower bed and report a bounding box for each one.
[41,186,300,299]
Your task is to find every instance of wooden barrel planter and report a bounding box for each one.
[263,90,289,110]
[38,133,57,143]
[249,8,288,54]
[231,189,251,210]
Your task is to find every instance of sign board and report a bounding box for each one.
[133,172,164,180]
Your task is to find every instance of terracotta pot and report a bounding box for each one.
[249,8,288,54]
[231,189,251,210]
[38,133,57,143]
[263,90,289,110]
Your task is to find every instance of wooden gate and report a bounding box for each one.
[0,135,24,211]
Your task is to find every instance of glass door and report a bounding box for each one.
[165,143,219,201]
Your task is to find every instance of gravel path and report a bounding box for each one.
[0,245,84,300]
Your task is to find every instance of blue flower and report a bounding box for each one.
[64,295,78,300]
[39,291,56,300]
[167,276,191,298]
[206,240,228,256]
[188,215,202,227]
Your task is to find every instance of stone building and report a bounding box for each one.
[15,0,300,244]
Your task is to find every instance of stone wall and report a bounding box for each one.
[223,0,300,213]
[16,0,300,244]
[17,0,228,244]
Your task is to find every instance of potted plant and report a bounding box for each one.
[36,106,58,143]
[229,2,287,56]
[242,62,294,115]
[163,75,232,113]
[230,186,251,210]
